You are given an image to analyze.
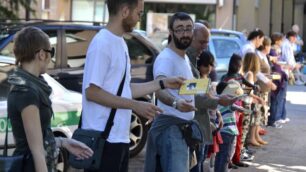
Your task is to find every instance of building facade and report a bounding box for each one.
[13,0,306,48]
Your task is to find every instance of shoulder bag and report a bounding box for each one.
[0,117,33,172]
[69,61,127,170]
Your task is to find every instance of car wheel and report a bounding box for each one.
[56,147,69,172]
[129,112,148,157]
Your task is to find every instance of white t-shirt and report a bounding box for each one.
[281,39,296,68]
[240,42,255,58]
[82,29,132,143]
[153,48,195,120]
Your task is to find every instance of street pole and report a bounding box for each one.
[25,0,31,21]
[281,0,284,33]
[232,0,237,31]
[269,0,273,36]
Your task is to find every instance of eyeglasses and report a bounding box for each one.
[36,47,55,57]
[173,28,193,35]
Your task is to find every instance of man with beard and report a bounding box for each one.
[144,12,198,172]
[82,0,184,171]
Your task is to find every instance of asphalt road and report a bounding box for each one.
[129,85,306,172]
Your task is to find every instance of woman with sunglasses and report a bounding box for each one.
[7,27,93,172]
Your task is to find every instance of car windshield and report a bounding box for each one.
[0,63,14,101]
[212,38,241,59]
[0,30,10,47]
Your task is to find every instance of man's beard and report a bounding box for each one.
[122,15,136,32]
[173,34,192,50]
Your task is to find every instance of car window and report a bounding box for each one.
[65,30,97,68]
[212,39,240,59]
[45,30,58,69]
[0,65,14,101]
[0,30,58,70]
[124,35,153,65]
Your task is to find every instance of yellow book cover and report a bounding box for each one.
[179,78,210,95]
[271,74,281,80]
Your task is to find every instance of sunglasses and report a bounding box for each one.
[36,47,55,57]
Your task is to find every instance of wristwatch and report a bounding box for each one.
[172,99,177,109]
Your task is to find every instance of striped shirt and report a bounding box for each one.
[218,106,239,136]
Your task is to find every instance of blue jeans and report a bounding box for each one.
[214,132,236,172]
[155,125,189,172]
[269,81,288,124]
[275,81,287,121]
[190,144,206,172]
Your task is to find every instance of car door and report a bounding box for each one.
[52,27,99,93]
[124,31,159,83]
[209,36,242,77]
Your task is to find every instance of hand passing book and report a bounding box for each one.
[179,78,210,95]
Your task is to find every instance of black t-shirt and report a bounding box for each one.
[7,87,53,155]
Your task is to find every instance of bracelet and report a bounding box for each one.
[159,80,165,89]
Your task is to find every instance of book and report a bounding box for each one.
[271,73,281,80]
[179,78,210,95]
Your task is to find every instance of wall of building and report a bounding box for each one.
[17,0,71,21]
[236,0,256,32]
[294,3,304,37]
[283,0,293,33]
[216,0,233,30]
[270,0,282,34]
[52,0,71,21]
[257,0,270,35]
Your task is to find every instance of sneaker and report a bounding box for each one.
[240,152,255,161]
[268,122,283,128]
[295,80,304,85]
[244,148,256,155]
[276,119,286,124]
[283,118,290,123]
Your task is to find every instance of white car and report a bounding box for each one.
[0,56,82,172]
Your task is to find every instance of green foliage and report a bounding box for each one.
[0,0,36,20]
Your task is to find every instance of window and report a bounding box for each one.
[42,0,51,10]
[213,39,240,59]
[44,31,58,69]
[0,30,57,69]
[124,35,153,65]
[72,0,108,22]
[0,65,14,101]
[65,30,98,68]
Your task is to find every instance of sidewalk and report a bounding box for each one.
[129,85,306,172]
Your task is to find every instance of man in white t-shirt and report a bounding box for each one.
[281,30,305,85]
[82,1,184,171]
[144,12,197,172]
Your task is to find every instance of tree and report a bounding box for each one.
[0,0,36,20]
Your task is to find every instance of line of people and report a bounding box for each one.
[8,0,303,171]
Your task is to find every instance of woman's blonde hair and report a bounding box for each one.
[242,52,260,75]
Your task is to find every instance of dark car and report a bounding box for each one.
[0,21,159,158]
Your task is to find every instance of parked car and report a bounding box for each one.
[211,28,247,45]
[209,29,246,79]
[209,35,244,78]
[0,56,82,172]
[0,21,160,158]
